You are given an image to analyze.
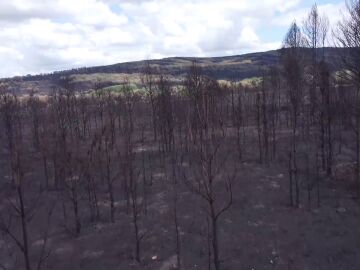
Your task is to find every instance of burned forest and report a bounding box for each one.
[1,1,360,270]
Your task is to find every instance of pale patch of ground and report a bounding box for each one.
[54,244,73,255]
[81,249,104,260]
[159,255,177,270]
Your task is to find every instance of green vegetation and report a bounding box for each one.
[100,83,143,94]
[239,76,263,87]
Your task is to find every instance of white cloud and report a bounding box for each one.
[273,2,345,28]
[0,0,128,26]
[0,0,345,77]
[0,46,23,61]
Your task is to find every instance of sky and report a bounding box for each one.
[0,0,346,78]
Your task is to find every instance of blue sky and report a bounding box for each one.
[0,0,345,77]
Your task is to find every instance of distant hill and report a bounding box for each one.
[0,47,347,94]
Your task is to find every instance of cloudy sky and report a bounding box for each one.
[0,0,345,78]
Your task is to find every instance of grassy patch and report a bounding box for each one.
[240,77,262,87]
[98,83,145,95]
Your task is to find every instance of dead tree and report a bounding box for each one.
[185,60,204,146]
[38,113,51,190]
[141,60,158,141]
[27,91,42,151]
[122,80,144,262]
[256,73,270,164]
[319,61,333,175]
[0,94,31,270]
[303,4,328,117]
[232,82,245,160]
[184,132,234,270]
[0,91,18,185]
[156,74,175,152]
[58,89,84,236]
[183,68,235,270]
[96,93,119,223]
[335,0,360,197]
[171,150,181,270]
[282,22,307,207]
[268,67,281,160]
[0,93,52,270]
[303,4,330,172]
[255,91,263,162]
